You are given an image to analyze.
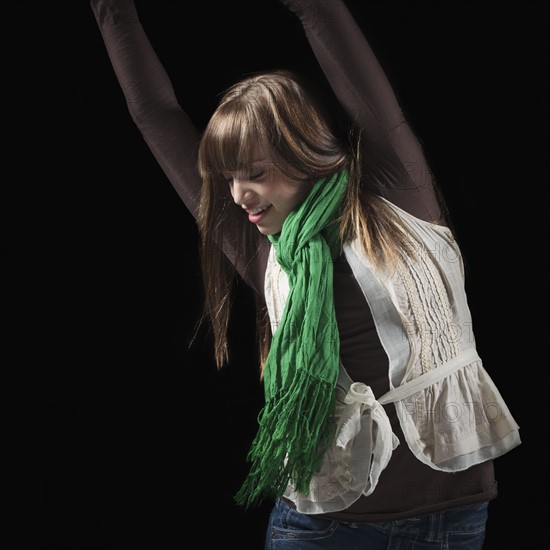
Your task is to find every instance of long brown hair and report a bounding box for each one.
[196,70,410,371]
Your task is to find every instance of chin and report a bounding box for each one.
[257,225,279,236]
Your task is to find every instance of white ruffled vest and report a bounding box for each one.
[264,198,521,514]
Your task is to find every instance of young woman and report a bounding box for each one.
[91,0,521,547]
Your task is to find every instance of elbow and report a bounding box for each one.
[123,87,179,130]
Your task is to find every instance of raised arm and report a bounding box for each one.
[90,0,201,217]
[278,0,444,224]
[91,0,268,292]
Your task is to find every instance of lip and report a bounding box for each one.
[248,205,272,224]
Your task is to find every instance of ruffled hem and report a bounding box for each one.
[396,359,521,470]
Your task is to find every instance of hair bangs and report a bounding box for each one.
[199,104,267,179]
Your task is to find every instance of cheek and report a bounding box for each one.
[225,182,234,200]
[269,177,310,212]
[290,184,311,210]
[279,182,310,206]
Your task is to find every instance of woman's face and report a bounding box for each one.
[223,151,309,236]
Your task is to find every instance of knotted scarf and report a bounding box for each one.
[235,169,349,508]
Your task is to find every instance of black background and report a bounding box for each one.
[5,1,548,549]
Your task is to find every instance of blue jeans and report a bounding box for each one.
[265,499,489,549]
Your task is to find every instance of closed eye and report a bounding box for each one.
[249,171,264,181]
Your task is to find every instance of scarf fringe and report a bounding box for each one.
[234,372,336,508]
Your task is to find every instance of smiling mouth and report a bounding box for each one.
[248,205,271,224]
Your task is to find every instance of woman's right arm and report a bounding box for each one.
[90,0,201,218]
[91,0,268,293]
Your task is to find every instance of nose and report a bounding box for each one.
[230,177,252,206]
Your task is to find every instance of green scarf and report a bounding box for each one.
[235,169,349,508]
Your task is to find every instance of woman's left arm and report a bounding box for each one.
[278,0,445,224]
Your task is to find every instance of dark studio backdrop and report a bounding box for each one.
[5,1,548,549]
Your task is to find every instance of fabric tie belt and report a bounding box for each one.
[335,348,481,496]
